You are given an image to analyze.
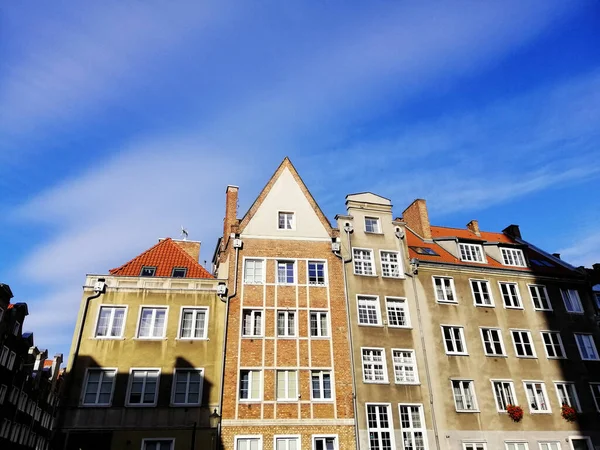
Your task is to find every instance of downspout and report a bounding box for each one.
[405,260,441,450]
[333,229,360,450]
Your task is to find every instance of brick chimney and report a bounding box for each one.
[224,185,239,238]
[466,220,481,236]
[173,240,201,262]
[502,224,522,239]
[402,199,432,240]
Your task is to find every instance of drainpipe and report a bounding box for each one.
[333,228,360,450]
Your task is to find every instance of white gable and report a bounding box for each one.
[346,192,391,206]
[242,167,330,240]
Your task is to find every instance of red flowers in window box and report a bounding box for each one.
[561,404,577,422]
[506,404,523,422]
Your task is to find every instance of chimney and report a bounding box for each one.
[51,354,63,384]
[402,199,432,240]
[552,253,561,260]
[502,224,522,239]
[466,220,481,236]
[224,185,239,238]
[173,240,201,262]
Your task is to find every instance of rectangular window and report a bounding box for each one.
[310,311,329,337]
[0,384,6,404]
[137,307,167,338]
[353,248,375,276]
[392,349,418,384]
[458,243,485,262]
[172,369,203,405]
[277,261,295,284]
[275,437,300,450]
[590,383,600,412]
[179,308,208,339]
[140,266,156,277]
[314,437,337,450]
[276,371,298,401]
[82,369,116,406]
[481,328,506,356]
[442,326,467,355]
[239,370,261,401]
[570,439,593,450]
[127,369,160,406]
[511,330,536,358]
[501,248,526,267]
[529,284,552,310]
[464,444,486,450]
[13,321,20,336]
[506,443,529,450]
[0,308,3,322]
[540,331,566,359]
[575,334,599,360]
[278,211,294,230]
[433,277,456,303]
[492,380,517,411]
[500,282,522,308]
[242,310,263,337]
[595,292,600,309]
[7,352,16,370]
[0,419,9,439]
[236,437,261,450]
[0,346,8,366]
[244,259,264,284]
[366,404,394,450]
[142,440,174,450]
[471,280,494,306]
[357,296,381,326]
[555,382,580,411]
[386,298,410,328]
[277,311,296,337]
[308,261,326,285]
[399,404,427,450]
[524,382,550,413]
[171,267,187,278]
[365,217,380,233]
[561,289,583,313]
[362,348,388,383]
[311,371,332,400]
[95,306,126,338]
[380,251,401,278]
[452,380,478,411]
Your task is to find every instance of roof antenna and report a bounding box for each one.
[180,226,189,241]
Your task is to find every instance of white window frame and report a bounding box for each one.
[386,297,410,328]
[441,325,468,355]
[470,279,494,307]
[357,295,382,326]
[511,329,537,358]
[177,307,209,340]
[307,260,327,286]
[141,438,175,450]
[561,289,584,314]
[365,403,395,450]
[239,370,262,401]
[528,284,552,311]
[574,333,599,361]
[458,243,486,263]
[94,305,127,338]
[310,310,329,338]
[276,260,296,285]
[235,435,263,450]
[398,403,428,450]
[480,327,506,357]
[464,443,487,450]
[380,250,402,278]
[244,258,265,285]
[140,266,156,277]
[540,331,566,359]
[590,383,600,412]
[505,443,529,450]
[491,380,518,412]
[274,435,301,450]
[353,248,376,276]
[277,310,296,337]
[242,309,263,337]
[81,368,117,406]
[499,282,523,309]
[171,267,187,278]
[501,248,527,267]
[364,216,381,234]
[568,438,593,450]
[276,370,298,401]
[171,368,204,406]
[554,382,581,412]
[278,211,295,230]
[361,347,388,383]
[392,349,419,384]
[125,368,161,407]
[451,379,479,412]
[312,435,338,450]
[433,276,457,303]
[311,371,333,401]
[136,306,168,339]
[523,381,552,413]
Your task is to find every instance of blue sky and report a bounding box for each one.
[1,0,599,356]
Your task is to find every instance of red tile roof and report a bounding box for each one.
[430,226,515,244]
[43,360,53,368]
[109,238,213,278]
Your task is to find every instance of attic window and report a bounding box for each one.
[171,268,187,278]
[140,266,156,277]
[410,246,439,256]
[458,243,485,263]
[501,248,526,267]
[278,212,294,230]
[364,217,380,233]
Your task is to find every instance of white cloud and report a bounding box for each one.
[559,232,600,268]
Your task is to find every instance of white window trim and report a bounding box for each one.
[540,331,567,359]
[441,325,468,355]
[364,216,382,234]
[274,435,301,450]
[239,369,263,402]
[589,383,600,412]
[141,438,175,450]
[170,368,204,406]
[391,348,420,385]
[379,249,404,279]
[568,437,593,450]
[499,281,524,310]
[276,259,297,285]
[312,435,339,450]
[310,371,333,402]
[361,347,389,384]
[554,382,582,412]
[432,276,458,304]
[398,403,428,450]
[307,259,328,286]
[501,247,527,267]
[276,310,297,338]
[276,370,299,401]
[80,368,117,407]
[365,403,396,450]
[241,309,264,337]
[277,210,296,231]
[177,306,209,340]
[528,284,552,311]
[470,278,495,308]
[463,443,488,450]
[125,367,161,407]
[352,247,377,277]
[490,379,518,412]
[523,380,552,414]
[385,297,411,328]
[450,379,479,412]
[93,304,128,339]
[561,289,584,314]
[505,443,530,450]
[479,327,507,357]
[134,305,169,340]
[356,295,382,327]
[243,257,266,285]
[510,329,537,358]
[458,242,486,263]
[309,310,330,338]
[574,333,600,361]
[235,435,263,450]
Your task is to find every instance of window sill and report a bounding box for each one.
[353,273,378,277]
[276,399,299,403]
[474,304,495,308]
[133,338,167,341]
[241,336,264,340]
[581,358,600,362]
[243,282,265,286]
[358,323,384,328]
[436,300,458,305]
[387,325,412,330]
[364,231,384,235]
[395,382,420,386]
[80,403,112,408]
[93,336,125,340]
[309,336,330,340]
[515,356,538,359]
[176,338,208,341]
[363,380,390,384]
[277,336,298,340]
[446,353,469,357]
[239,399,262,403]
[125,404,158,408]
[310,398,334,403]
[456,409,480,413]
[484,354,508,358]
[276,283,296,287]
[504,306,524,310]
[308,283,327,287]
[382,275,405,280]
[546,356,567,360]
[170,403,202,407]
[534,308,553,312]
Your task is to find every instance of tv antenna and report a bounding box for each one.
[180,226,189,241]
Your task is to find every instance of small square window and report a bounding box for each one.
[278,212,294,230]
[140,266,156,277]
[540,331,566,359]
[137,307,167,338]
[277,261,295,284]
[500,282,523,309]
[501,248,527,267]
[82,369,116,406]
[357,296,381,326]
[380,251,402,278]
[314,436,337,450]
[529,284,552,311]
[481,328,506,356]
[458,243,485,263]
[179,308,208,339]
[442,326,467,355]
[386,298,410,328]
[171,267,187,278]
[561,289,583,313]
[471,280,494,307]
[361,348,388,383]
[433,277,456,303]
[127,369,160,406]
[511,330,536,358]
[464,444,486,450]
[353,249,375,276]
[364,217,380,233]
[244,259,264,284]
[506,443,529,450]
[308,261,326,285]
[172,369,203,405]
[95,306,126,338]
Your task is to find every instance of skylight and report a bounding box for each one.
[410,246,439,256]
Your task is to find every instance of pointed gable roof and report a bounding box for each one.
[109,238,213,278]
[237,157,334,234]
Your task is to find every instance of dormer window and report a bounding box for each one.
[140,266,156,277]
[171,267,187,278]
[364,217,380,233]
[278,212,294,230]
[458,243,485,263]
[501,248,526,267]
